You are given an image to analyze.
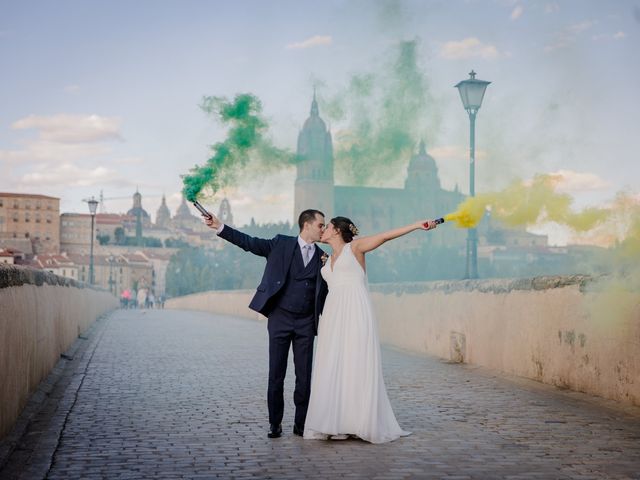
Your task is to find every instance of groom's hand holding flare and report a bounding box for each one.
[204,212,222,230]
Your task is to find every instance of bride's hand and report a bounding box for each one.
[417,219,437,231]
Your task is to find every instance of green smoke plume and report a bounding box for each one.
[182,93,295,201]
[320,39,442,185]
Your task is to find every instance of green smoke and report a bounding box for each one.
[182,93,295,201]
[320,39,441,185]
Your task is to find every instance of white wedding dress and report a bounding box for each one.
[303,243,410,444]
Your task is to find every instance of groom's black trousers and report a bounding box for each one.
[267,306,315,428]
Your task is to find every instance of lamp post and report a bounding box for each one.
[108,254,115,294]
[455,70,490,279]
[87,196,99,284]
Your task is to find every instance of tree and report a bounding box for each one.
[114,227,125,245]
[97,234,110,245]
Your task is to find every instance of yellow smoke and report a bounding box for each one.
[444,174,609,231]
[445,178,639,331]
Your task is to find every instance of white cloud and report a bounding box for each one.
[64,84,81,93]
[18,163,132,188]
[568,21,595,34]
[439,37,501,60]
[545,21,596,52]
[593,31,626,41]
[511,5,523,20]
[286,35,332,50]
[548,169,612,192]
[544,3,559,14]
[12,114,122,143]
[0,141,111,164]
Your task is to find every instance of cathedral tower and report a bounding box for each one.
[294,92,334,223]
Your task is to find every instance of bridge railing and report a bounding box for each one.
[166,275,640,408]
[0,264,118,439]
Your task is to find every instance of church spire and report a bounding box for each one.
[310,88,319,117]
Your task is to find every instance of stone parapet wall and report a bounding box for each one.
[166,275,640,407]
[0,265,118,439]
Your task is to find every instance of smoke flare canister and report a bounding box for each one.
[192,201,212,219]
[424,218,445,228]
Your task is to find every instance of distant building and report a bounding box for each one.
[60,213,94,254]
[172,195,201,230]
[32,253,79,280]
[0,192,60,253]
[155,195,171,228]
[294,96,465,249]
[126,189,151,226]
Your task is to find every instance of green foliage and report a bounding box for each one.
[164,237,190,248]
[166,245,265,297]
[96,234,110,245]
[114,227,125,245]
[120,236,162,247]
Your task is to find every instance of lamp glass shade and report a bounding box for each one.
[88,197,99,215]
[455,79,491,111]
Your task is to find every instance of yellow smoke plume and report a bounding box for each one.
[444,174,609,231]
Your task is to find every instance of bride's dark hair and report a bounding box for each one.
[331,216,359,243]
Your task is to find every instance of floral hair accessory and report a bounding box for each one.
[349,223,359,236]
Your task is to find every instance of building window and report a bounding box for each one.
[35,214,41,223]
[25,201,31,210]
[13,214,18,222]
[25,213,30,222]
[0,199,3,207]
[36,200,41,209]
[46,215,52,224]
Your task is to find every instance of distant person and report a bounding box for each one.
[147,291,155,309]
[137,288,147,309]
[204,209,328,439]
[303,216,438,444]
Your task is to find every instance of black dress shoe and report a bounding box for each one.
[293,424,304,436]
[268,424,282,438]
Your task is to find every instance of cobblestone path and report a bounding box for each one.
[1,309,639,479]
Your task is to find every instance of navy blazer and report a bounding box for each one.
[218,225,328,331]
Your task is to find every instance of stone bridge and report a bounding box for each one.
[1,266,639,479]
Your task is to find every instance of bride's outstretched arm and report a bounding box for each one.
[352,219,438,255]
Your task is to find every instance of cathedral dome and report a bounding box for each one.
[405,141,440,191]
[126,190,150,220]
[408,141,437,173]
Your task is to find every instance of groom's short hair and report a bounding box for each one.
[298,209,324,231]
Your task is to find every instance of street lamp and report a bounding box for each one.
[108,254,115,294]
[455,70,491,279]
[87,196,99,284]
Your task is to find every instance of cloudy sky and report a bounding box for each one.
[1,0,638,244]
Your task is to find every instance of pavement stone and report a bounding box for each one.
[0,308,639,479]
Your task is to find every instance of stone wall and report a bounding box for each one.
[166,275,640,407]
[0,264,118,439]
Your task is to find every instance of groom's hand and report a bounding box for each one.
[204,213,221,230]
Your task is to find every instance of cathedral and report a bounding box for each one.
[294,95,466,249]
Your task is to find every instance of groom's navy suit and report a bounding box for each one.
[218,225,328,428]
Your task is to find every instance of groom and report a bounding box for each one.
[204,209,328,438]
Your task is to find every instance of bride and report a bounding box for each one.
[303,216,438,444]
